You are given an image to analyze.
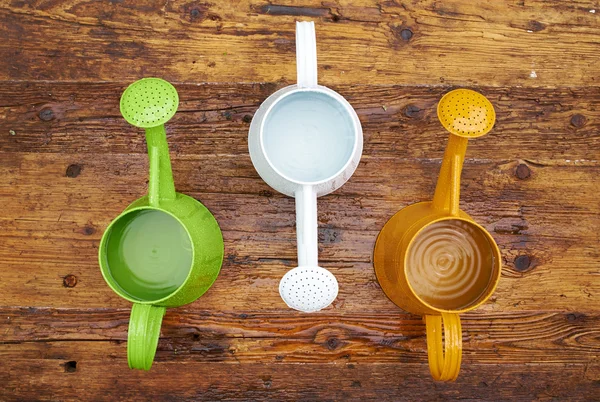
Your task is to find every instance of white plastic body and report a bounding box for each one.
[248,21,363,312]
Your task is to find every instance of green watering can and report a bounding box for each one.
[99,78,224,370]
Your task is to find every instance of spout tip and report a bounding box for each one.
[120,78,179,129]
[437,89,495,138]
[279,266,338,312]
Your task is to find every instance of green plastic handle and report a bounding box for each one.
[145,125,176,207]
[127,304,166,370]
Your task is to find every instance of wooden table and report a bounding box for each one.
[1,1,599,400]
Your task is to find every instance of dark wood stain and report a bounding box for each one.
[527,20,546,32]
[65,164,82,178]
[63,361,77,373]
[256,4,330,18]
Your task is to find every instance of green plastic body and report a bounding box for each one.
[99,78,224,370]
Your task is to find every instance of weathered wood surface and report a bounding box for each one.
[1,82,599,160]
[1,0,599,400]
[3,308,600,365]
[2,362,597,401]
[1,0,599,86]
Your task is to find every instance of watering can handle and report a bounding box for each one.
[425,313,462,381]
[296,21,318,88]
[432,134,468,216]
[295,185,319,267]
[145,125,176,207]
[127,303,166,370]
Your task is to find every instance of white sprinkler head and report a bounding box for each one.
[279,266,339,312]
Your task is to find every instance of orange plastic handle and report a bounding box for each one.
[425,313,462,381]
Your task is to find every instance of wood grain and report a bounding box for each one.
[1,0,599,399]
[0,1,599,87]
[2,308,600,365]
[1,82,599,161]
[1,361,598,401]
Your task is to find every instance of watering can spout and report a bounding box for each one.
[432,136,467,216]
[120,78,179,207]
[431,88,496,217]
[145,125,176,207]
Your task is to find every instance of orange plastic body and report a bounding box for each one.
[373,89,501,381]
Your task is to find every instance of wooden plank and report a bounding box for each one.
[0,360,598,401]
[1,82,599,161]
[2,308,600,365]
[0,152,598,310]
[1,1,599,86]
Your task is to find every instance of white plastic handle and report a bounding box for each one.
[295,185,318,267]
[294,21,319,268]
[296,21,318,88]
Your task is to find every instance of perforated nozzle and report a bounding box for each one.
[120,78,179,128]
[437,89,495,138]
[279,266,338,312]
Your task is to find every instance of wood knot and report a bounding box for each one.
[242,114,253,123]
[83,225,95,236]
[326,337,340,350]
[185,3,213,22]
[63,274,78,288]
[570,114,587,128]
[66,164,82,178]
[567,313,586,322]
[190,7,202,18]
[63,361,77,373]
[404,104,421,118]
[331,14,341,22]
[262,376,272,388]
[38,108,55,121]
[513,255,531,272]
[526,20,546,32]
[319,227,340,244]
[189,7,203,21]
[399,28,413,41]
[515,163,531,180]
[351,380,362,388]
[390,25,414,45]
[258,190,273,198]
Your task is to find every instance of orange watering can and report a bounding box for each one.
[373,89,502,381]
